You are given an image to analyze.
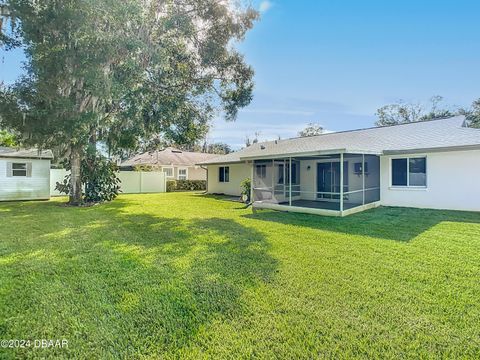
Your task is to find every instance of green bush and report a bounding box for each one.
[167,180,206,192]
[240,177,251,203]
[56,153,121,204]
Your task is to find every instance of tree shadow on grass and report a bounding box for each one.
[242,206,480,242]
[0,202,277,358]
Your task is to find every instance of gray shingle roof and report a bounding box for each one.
[0,147,53,159]
[199,116,480,164]
[121,147,219,167]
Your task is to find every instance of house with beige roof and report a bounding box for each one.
[198,116,480,216]
[121,147,218,181]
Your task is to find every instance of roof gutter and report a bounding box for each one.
[239,148,381,161]
[383,144,480,155]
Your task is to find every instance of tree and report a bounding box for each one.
[461,98,480,128]
[298,123,324,137]
[245,131,260,147]
[375,96,455,126]
[0,129,17,147]
[204,142,232,154]
[0,0,258,205]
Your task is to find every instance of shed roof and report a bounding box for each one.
[121,147,219,167]
[199,116,480,164]
[0,147,54,159]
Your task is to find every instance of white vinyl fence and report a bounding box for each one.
[50,169,166,196]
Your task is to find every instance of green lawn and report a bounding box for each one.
[0,193,479,359]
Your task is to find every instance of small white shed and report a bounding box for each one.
[0,147,53,201]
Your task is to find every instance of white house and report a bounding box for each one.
[0,147,53,201]
[120,147,218,181]
[198,116,480,215]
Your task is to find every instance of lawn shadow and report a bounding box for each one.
[0,199,277,357]
[242,206,480,242]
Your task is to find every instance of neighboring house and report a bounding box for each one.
[198,116,480,215]
[120,147,218,181]
[0,147,53,201]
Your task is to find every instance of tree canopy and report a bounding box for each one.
[0,129,17,147]
[0,0,258,204]
[298,123,324,137]
[375,96,480,128]
[375,96,455,126]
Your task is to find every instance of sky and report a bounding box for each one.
[1,0,480,149]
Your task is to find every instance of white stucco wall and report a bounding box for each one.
[380,149,480,211]
[0,157,51,201]
[206,163,251,196]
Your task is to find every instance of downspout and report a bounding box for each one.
[200,165,208,194]
[340,153,344,215]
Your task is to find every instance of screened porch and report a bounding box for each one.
[251,153,381,216]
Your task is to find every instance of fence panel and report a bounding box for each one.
[50,170,166,196]
[50,169,69,196]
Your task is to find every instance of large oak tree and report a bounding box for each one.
[0,0,257,204]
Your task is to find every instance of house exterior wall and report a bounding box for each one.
[380,149,480,211]
[0,157,51,201]
[160,165,206,180]
[207,163,251,196]
[186,166,207,180]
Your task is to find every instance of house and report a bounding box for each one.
[120,147,218,181]
[198,116,480,215]
[0,147,53,201]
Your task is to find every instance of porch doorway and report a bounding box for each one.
[316,161,348,200]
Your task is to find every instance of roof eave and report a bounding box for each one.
[383,144,480,155]
[239,148,382,161]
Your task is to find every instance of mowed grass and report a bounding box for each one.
[0,193,480,359]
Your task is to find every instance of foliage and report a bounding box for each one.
[1,194,480,358]
[132,164,160,172]
[0,129,16,147]
[298,123,324,137]
[204,142,232,155]
[461,98,480,128]
[0,0,258,204]
[375,96,456,126]
[240,177,251,202]
[167,179,206,192]
[245,131,260,147]
[56,152,121,203]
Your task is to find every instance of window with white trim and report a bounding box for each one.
[162,167,174,177]
[391,157,426,187]
[12,163,28,177]
[219,166,229,182]
[255,164,266,179]
[178,168,187,180]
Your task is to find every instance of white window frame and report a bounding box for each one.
[12,162,28,177]
[177,167,188,180]
[219,166,229,183]
[162,166,174,178]
[390,156,427,189]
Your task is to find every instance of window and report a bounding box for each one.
[219,166,229,182]
[178,168,187,180]
[256,164,266,179]
[162,167,173,177]
[12,163,28,177]
[277,162,299,185]
[391,157,426,187]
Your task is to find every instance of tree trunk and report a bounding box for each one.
[69,145,83,205]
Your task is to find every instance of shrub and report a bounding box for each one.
[56,153,121,204]
[167,180,206,192]
[240,177,251,203]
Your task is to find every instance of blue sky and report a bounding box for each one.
[2,0,480,149]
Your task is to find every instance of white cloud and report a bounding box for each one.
[259,1,273,13]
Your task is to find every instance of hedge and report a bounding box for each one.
[167,180,206,192]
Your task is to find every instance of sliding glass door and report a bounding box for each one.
[316,161,348,200]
